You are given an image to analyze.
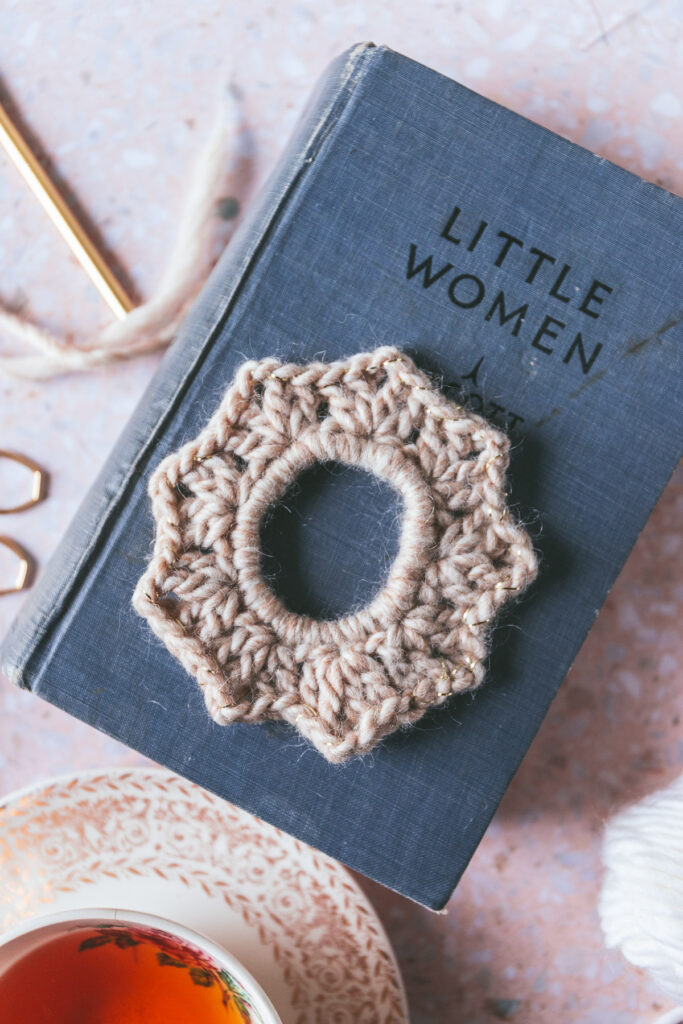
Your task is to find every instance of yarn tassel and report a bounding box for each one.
[600,773,683,1024]
[0,85,242,380]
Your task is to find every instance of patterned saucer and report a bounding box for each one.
[0,768,408,1024]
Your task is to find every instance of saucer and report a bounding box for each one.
[0,767,408,1024]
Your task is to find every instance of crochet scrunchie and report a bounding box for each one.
[133,347,537,763]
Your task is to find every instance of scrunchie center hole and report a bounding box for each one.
[259,461,402,621]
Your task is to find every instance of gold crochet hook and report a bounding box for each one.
[0,85,135,320]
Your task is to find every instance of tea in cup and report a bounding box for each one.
[0,908,280,1024]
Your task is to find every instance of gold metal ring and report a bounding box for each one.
[0,536,31,596]
[0,450,45,514]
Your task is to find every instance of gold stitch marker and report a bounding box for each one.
[0,536,31,595]
[0,450,44,513]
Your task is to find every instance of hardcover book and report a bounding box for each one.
[2,43,682,910]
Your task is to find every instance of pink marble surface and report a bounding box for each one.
[0,3,681,1021]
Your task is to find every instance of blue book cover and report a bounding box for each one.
[2,43,681,910]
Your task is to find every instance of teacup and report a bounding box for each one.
[0,907,281,1024]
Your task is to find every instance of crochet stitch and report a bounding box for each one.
[133,346,538,763]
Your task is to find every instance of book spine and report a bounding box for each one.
[1,42,379,690]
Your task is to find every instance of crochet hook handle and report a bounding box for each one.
[0,90,134,320]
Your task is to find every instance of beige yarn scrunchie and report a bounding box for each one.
[133,346,538,763]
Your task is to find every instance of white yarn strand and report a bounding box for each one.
[0,86,241,381]
[600,773,683,1023]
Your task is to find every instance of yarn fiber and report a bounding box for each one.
[0,87,240,380]
[133,346,538,763]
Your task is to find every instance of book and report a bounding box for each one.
[2,43,681,910]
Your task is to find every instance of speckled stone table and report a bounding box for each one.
[0,3,681,1022]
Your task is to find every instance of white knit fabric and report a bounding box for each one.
[601,773,683,1018]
